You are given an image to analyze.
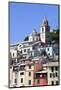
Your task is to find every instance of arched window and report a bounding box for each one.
[42,27,44,33]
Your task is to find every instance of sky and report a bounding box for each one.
[9,2,59,44]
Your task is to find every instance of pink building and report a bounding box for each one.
[34,71,47,86]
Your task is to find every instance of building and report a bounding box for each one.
[40,17,50,43]
[29,28,40,42]
[43,60,59,85]
[9,17,59,87]
[10,58,34,87]
[28,17,51,43]
[34,70,47,86]
[19,59,34,86]
[33,59,47,86]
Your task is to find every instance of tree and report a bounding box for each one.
[50,29,59,43]
[24,36,29,41]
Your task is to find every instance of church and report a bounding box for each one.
[29,17,51,43]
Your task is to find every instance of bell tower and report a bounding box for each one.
[40,17,50,43]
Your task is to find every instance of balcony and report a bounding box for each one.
[34,70,47,78]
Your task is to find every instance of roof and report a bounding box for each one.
[35,70,47,74]
[10,43,19,47]
[42,61,59,67]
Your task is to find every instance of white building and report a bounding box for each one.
[29,28,40,42]
[43,61,59,85]
[9,65,19,87]
[28,17,51,43]
[10,49,17,59]
[45,46,53,57]
[10,17,52,59]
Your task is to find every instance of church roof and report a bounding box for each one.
[32,28,37,35]
[41,17,48,26]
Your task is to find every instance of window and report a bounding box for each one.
[42,27,44,32]
[28,48,30,51]
[53,73,55,77]
[29,72,31,76]
[36,74,40,78]
[10,52,11,56]
[48,53,50,55]
[20,72,24,75]
[47,48,49,51]
[29,80,31,85]
[33,38,34,40]
[37,79,40,84]
[10,80,11,83]
[51,67,54,72]
[13,53,14,56]
[29,65,31,69]
[50,73,52,78]
[21,78,23,83]
[51,81,54,85]
[13,66,18,71]
[20,50,22,53]
[56,81,59,85]
[55,67,58,71]
[28,49,30,53]
[24,49,26,52]
[15,79,17,84]
[30,38,32,41]
[40,74,42,77]
[55,72,58,77]
[56,53,58,55]
[20,66,25,70]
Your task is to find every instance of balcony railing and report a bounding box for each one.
[34,73,47,78]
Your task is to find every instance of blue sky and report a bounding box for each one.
[9,2,59,44]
